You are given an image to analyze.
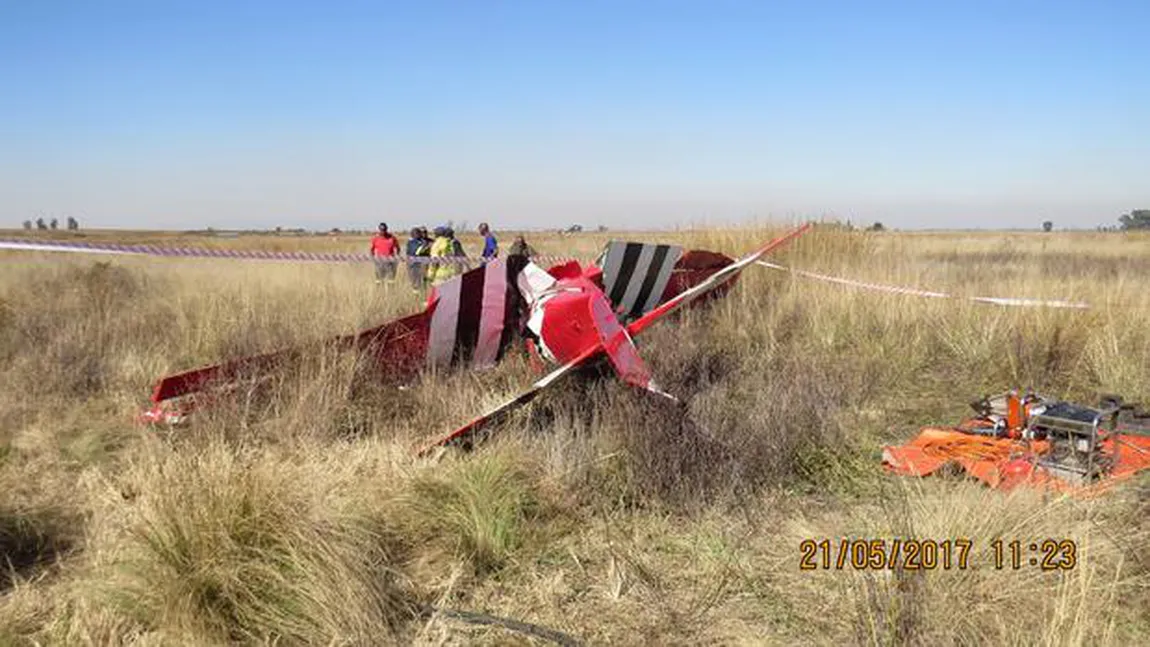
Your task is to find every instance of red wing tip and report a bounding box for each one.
[415,422,480,456]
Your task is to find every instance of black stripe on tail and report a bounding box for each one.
[607,243,644,306]
[453,264,488,364]
[629,244,672,318]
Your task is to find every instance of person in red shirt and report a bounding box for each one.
[370,222,399,283]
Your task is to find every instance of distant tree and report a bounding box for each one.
[566,224,583,233]
[1042,220,1054,232]
[36,217,47,230]
[868,222,885,232]
[22,220,32,230]
[819,219,855,231]
[49,218,58,230]
[597,225,608,232]
[67,216,79,231]
[1119,209,1150,231]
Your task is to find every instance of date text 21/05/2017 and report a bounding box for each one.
[798,538,1077,571]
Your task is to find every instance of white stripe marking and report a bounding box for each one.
[599,242,629,297]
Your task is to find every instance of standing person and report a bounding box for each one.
[417,226,434,285]
[448,227,465,257]
[370,222,399,284]
[428,226,466,285]
[478,222,498,263]
[507,234,537,258]
[405,227,430,291]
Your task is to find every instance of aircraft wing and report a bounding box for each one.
[151,310,431,402]
[416,341,605,454]
[149,258,524,412]
[417,222,813,453]
[626,222,812,336]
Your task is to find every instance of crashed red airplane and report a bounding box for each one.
[141,223,812,450]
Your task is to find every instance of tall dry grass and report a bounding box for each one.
[0,226,1148,644]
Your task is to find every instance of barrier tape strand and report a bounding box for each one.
[0,238,581,266]
[757,261,1095,309]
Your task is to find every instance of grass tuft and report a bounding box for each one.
[97,445,412,644]
[400,452,544,576]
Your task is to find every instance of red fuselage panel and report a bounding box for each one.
[537,279,606,364]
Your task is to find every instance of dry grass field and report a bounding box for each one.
[1,225,1149,645]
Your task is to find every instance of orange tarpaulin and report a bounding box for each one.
[883,426,1150,494]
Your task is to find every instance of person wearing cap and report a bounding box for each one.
[370,222,399,283]
[478,222,498,263]
[428,226,466,285]
[405,226,431,290]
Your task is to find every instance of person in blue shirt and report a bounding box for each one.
[478,222,498,263]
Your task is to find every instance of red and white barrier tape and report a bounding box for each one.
[0,238,581,266]
[2,239,1106,310]
[757,261,1093,309]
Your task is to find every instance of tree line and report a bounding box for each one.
[1045,209,1149,232]
[1118,209,1150,231]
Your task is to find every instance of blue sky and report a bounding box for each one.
[2,0,1147,231]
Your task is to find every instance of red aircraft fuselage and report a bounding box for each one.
[519,262,656,391]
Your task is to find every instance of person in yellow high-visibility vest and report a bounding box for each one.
[428,226,466,285]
